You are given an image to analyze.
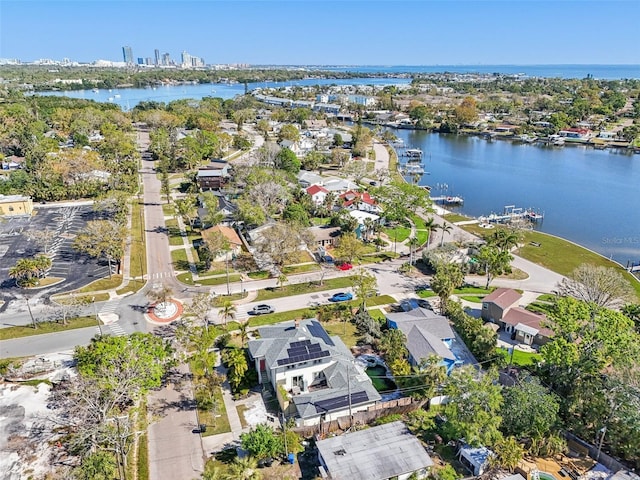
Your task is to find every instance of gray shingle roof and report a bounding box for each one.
[406,325,456,363]
[386,308,454,339]
[316,421,434,480]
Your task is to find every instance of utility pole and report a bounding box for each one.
[225,250,230,296]
[93,297,103,336]
[25,295,37,329]
[596,426,607,462]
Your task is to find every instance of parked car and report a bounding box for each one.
[329,292,353,302]
[417,299,433,310]
[249,304,275,315]
[337,262,353,271]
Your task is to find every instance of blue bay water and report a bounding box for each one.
[393,130,640,265]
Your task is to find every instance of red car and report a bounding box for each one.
[338,263,353,271]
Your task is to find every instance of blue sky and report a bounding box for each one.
[1,1,638,65]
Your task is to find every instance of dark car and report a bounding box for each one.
[417,299,433,310]
[249,304,275,315]
[329,292,353,302]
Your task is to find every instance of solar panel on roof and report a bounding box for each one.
[314,391,370,413]
[307,321,335,346]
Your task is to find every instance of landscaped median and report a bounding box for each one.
[0,316,101,341]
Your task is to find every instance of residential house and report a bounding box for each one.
[196,192,237,227]
[501,307,553,347]
[339,190,382,214]
[297,170,325,188]
[303,119,327,131]
[1,155,24,170]
[201,225,243,261]
[306,185,330,206]
[481,288,522,323]
[316,421,434,480]
[458,444,493,476]
[386,308,461,374]
[197,161,230,191]
[0,194,33,217]
[348,210,381,240]
[323,178,358,194]
[308,226,341,248]
[247,318,380,426]
[558,128,591,140]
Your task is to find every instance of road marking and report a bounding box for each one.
[108,323,126,336]
[99,300,120,315]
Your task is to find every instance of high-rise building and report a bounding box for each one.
[122,46,133,64]
[162,53,171,66]
[181,51,192,67]
[137,57,144,65]
[154,49,160,66]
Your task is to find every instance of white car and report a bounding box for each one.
[249,304,275,315]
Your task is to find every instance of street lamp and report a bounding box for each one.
[92,296,103,336]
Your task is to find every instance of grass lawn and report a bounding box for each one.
[443,213,472,223]
[537,293,558,302]
[0,316,100,341]
[162,204,174,216]
[247,270,270,280]
[526,302,555,315]
[417,289,437,298]
[130,200,147,283]
[383,224,411,243]
[75,275,123,293]
[415,229,429,245]
[171,248,188,266]
[196,385,231,436]
[196,274,242,286]
[282,263,321,275]
[324,320,359,349]
[254,276,356,302]
[311,217,331,226]
[515,230,640,300]
[116,280,146,296]
[360,252,399,264]
[176,272,195,285]
[457,295,485,303]
[285,250,315,264]
[236,404,249,429]
[247,308,318,327]
[497,347,542,367]
[453,286,494,294]
[368,309,387,322]
[165,218,184,246]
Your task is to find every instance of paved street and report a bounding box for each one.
[147,364,204,480]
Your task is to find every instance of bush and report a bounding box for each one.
[215,333,231,349]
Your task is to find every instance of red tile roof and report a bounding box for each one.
[306,185,329,196]
[339,190,377,207]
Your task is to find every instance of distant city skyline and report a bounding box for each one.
[1,1,639,65]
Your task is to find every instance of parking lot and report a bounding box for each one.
[0,204,111,298]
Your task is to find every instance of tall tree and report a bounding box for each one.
[442,367,503,447]
[476,244,513,289]
[73,220,126,278]
[555,264,635,308]
[333,232,367,264]
[431,262,464,313]
[351,270,377,307]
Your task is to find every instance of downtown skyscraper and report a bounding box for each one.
[122,46,133,64]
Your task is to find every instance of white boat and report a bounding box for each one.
[92,88,99,93]
[108,97,114,102]
[405,148,423,159]
[114,94,121,98]
[404,164,425,174]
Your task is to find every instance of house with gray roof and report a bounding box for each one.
[386,308,461,374]
[316,421,434,480]
[248,318,380,426]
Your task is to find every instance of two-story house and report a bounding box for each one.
[248,318,380,427]
[386,308,462,374]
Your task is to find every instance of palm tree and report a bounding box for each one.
[487,228,521,252]
[238,320,250,347]
[218,300,237,327]
[408,236,420,265]
[424,217,438,246]
[226,456,261,480]
[277,273,288,290]
[9,258,39,287]
[439,223,453,247]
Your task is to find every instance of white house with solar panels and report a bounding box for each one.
[248,318,380,427]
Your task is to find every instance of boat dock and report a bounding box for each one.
[431,195,464,205]
[479,205,544,224]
